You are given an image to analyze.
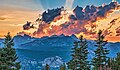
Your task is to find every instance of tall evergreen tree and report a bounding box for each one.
[0,32,21,70]
[114,52,120,69]
[67,41,78,70]
[67,35,90,70]
[0,48,7,69]
[109,52,120,70]
[59,63,66,70]
[92,30,109,70]
[45,64,50,70]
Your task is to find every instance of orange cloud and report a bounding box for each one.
[0,7,41,38]
[0,17,6,20]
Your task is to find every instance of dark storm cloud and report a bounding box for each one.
[23,21,34,30]
[41,7,64,23]
[73,6,84,20]
[69,15,77,20]
[73,2,118,21]
[96,2,117,17]
[39,2,118,25]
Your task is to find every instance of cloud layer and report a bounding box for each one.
[25,2,120,41]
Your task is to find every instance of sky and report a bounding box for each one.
[0,0,120,42]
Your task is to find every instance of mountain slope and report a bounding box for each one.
[14,34,120,58]
[17,34,78,51]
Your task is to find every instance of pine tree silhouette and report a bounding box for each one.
[0,32,21,70]
[59,63,66,70]
[45,64,50,70]
[67,35,90,70]
[92,30,109,70]
[109,52,120,70]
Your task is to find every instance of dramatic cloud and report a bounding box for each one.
[21,2,120,42]
[116,26,120,36]
[73,2,118,21]
[41,7,64,23]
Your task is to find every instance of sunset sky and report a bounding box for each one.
[0,0,120,42]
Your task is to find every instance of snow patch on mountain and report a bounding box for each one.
[42,56,64,68]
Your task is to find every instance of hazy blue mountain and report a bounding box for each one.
[15,34,78,51]
[0,34,120,70]
[0,38,4,48]
[13,34,35,47]
[14,34,120,57]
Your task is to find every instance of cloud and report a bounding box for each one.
[116,26,120,36]
[0,5,40,38]
[23,21,35,30]
[73,2,118,21]
[14,2,120,42]
[26,2,120,38]
[69,15,77,20]
[41,7,63,23]
[0,17,6,20]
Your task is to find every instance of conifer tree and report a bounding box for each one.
[45,64,50,70]
[92,30,109,70]
[107,58,111,68]
[110,52,120,70]
[67,41,78,70]
[0,32,21,70]
[59,63,66,70]
[78,35,90,70]
[115,52,120,69]
[0,48,8,69]
[67,35,90,70]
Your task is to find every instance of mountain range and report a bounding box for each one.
[0,34,120,69]
[0,34,120,57]
[12,34,120,59]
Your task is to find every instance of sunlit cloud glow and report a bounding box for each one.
[65,0,74,10]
